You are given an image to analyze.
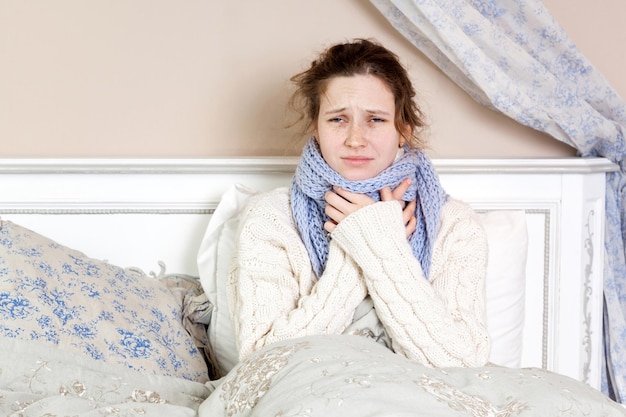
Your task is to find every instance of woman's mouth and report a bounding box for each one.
[342,156,372,166]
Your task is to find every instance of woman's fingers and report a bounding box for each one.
[324,220,336,234]
[402,200,415,223]
[403,200,417,237]
[381,179,412,202]
[380,186,393,201]
[391,178,412,200]
[325,185,416,238]
[380,179,417,237]
[324,187,375,228]
[330,187,374,207]
[405,216,417,238]
[324,199,345,224]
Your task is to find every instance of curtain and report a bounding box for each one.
[369,0,626,402]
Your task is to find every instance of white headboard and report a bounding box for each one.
[0,157,616,391]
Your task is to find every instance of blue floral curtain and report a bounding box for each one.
[369,0,626,402]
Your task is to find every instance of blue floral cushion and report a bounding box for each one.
[0,220,210,382]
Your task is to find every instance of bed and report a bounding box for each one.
[1,157,623,416]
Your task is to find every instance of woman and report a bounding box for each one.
[227,38,490,368]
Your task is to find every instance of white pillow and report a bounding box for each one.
[197,184,258,376]
[198,185,529,373]
[478,210,528,368]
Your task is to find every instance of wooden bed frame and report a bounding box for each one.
[0,157,617,391]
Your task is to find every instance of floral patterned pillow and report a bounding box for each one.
[0,220,210,382]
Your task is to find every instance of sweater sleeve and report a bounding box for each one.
[227,190,368,361]
[330,199,490,367]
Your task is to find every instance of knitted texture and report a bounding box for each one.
[291,138,448,278]
[228,190,491,366]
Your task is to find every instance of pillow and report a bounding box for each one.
[0,220,210,382]
[197,184,258,377]
[198,185,528,373]
[478,210,528,368]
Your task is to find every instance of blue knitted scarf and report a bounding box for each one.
[290,138,448,279]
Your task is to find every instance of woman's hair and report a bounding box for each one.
[288,38,427,149]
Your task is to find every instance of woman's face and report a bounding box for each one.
[315,74,405,181]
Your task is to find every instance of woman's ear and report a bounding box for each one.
[400,124,411,147]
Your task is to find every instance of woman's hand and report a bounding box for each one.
[324,187,375,233]
[323,178,417,237]
[381,178,417,238]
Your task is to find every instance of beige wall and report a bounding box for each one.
[0,0,623,158]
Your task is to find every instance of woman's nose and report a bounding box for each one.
[345,123,366,147]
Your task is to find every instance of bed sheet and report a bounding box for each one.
[200,334,625,417]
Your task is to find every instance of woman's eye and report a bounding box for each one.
[329,117,345,123]
[370,117,385,123]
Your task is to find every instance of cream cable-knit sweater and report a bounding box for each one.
[227,187,491,368]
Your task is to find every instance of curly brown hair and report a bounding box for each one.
[288,38,427,149]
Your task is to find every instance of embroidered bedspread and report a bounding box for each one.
[0,338,210,416]
[201,334,625,417]
[2,333,624,416]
